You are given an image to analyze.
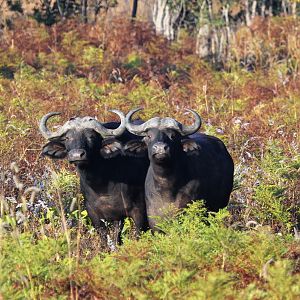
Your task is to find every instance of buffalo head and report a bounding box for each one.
[39,110,126,166]
[124,108,202,164]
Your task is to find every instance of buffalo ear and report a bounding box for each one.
[42,141,67,159]
[181,139,201,155]
[100,138,123,159]
[123,140,148,157]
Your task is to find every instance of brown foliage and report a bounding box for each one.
[0,16,299,234]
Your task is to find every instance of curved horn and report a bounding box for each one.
[39,112,61,139]
[125,108,148,136]
[126,108,201,137]
[91,109,126,137]
[180,109,202,136]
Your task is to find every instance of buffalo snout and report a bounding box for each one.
[68,149,88,163]
[152,142,169,153]
[152,142,170,160]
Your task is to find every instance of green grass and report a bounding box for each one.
[0,16,299,299]
[0,203,299,299]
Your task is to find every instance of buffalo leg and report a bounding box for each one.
[106,220,124,251]
[113,220,124,245]
[131,209,149,235]
[96,220,109,247]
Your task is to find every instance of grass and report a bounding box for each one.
[1,203,299,299]
[0,16,299,299]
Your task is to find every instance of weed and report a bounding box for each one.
[0,15,299,298]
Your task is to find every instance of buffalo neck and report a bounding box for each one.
[76,157,110,189]
[150,155,185,188]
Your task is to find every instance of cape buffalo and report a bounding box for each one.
[39,111,149,244]
[124,108,234,230]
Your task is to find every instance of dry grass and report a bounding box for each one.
[0,16,299,299]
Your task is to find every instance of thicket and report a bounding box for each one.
[1,203,300,299]
[0,15,299,299]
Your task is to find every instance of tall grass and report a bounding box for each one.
[0,16,299,299]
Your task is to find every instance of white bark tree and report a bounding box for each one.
[196,0,210,58]
[152,0,182,40]
[196,0,235,67]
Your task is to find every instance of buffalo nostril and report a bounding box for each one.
[153,143,169,153]
[69,149,87,162]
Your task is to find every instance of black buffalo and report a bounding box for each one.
[39,111,149,244]
[124,108,234,230]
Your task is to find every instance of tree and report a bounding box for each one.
[152,0,184,40]
[132,0,138,18]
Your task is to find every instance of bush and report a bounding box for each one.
[0,16,300,299]
[251,141,300,232]
[2,203,299,299]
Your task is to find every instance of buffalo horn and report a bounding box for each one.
[39,112,83,139]
[180,109,202,136]
[90,109,126,137]
[39,112,62,139]
[125,108,148,136]
[126,108,201,136]
[39,110,126,140]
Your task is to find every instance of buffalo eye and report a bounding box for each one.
[148,131,155,139]
[60,136,69,142]
[86,134,95,142]
[143,136,149,143]
[169,132,176,140]
[143,132,152,142]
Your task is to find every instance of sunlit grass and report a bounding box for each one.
[0,17,299,299]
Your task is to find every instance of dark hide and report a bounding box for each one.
[42,122,149,243]
[124,129,234,230]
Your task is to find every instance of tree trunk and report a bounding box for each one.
[196,1,210,59]
[196,0,232,67]
[244,0,251,26]
[291,2,297,18]
[152,0,182,40]
[222,3,231,64]
[94,0,101,22]
[268,0,273,16]
[132,0,138,19]
[285,0,297,16]
[57,0,64,18]
[282,0,288,16]
[251,0,257,19]
[206,0,213,22]
[82,0,88,23]
[206,0,215,61]
[196,24,211,59]
[261,0,266,17]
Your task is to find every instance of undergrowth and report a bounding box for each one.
[0,16,299,299]
[0,203,299,299]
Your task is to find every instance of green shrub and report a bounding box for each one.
[124,52,143,69]
[266,260,300,299]
[0,233,70,299]
[252,141,300,231]
[1,202,299,299]
[82,46,104,68]
[127,78,169,116]
[49,169,80,212]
